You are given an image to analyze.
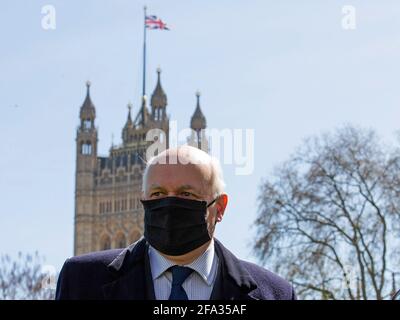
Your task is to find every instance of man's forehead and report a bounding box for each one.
[146,162,211,189]
[149,183,199,191]
[147,162,211,175]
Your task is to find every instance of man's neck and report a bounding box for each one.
[159,239,213,266]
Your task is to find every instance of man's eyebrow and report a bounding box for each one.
[176,185,201,193]
[149,184,167,191]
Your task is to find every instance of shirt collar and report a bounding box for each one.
[148,239,217,286]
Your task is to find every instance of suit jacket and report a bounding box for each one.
[55,238,296,300]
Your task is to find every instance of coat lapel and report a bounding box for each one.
[102,238,150,300]
[213,239,259,300]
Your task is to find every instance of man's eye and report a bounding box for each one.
[181,191,193,197]
[151,192,162,197]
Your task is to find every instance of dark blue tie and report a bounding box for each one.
[168,266,194,300]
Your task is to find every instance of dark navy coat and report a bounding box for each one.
[55,238,296,300]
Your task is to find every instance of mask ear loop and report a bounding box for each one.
[207,197,217,208]
[207,195,220,225]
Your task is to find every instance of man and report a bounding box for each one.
[56,146,296,300]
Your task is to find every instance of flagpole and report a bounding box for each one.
[142,5,147,98]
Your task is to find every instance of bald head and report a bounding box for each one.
[142,145,225,200]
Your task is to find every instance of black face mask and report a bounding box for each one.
[141,196,217,256]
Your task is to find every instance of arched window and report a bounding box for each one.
[87,142,92,154]
[115,233,127,249]
[100,235,111,251]
[83,119,92,130]
[81,142,92,155]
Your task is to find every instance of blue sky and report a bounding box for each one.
[1,0,400,272]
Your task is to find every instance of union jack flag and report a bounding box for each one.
[145,15,170,30]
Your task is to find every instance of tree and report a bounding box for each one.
[0,252,56,300]
[254,126,400,299]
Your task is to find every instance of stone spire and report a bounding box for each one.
[80,81,96,121]
[151,68,167,109]
[125,102,133,128]
[122,102,134,144]
[151,68,167,122]
[190,91,206,131]
[134,95,150,127]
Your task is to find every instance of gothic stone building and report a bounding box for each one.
[74,69,207,256]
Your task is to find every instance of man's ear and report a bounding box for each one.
[215,194,228,222]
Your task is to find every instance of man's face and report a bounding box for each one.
[143,161,226,238]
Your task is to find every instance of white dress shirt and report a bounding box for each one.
[148,239,219,300]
